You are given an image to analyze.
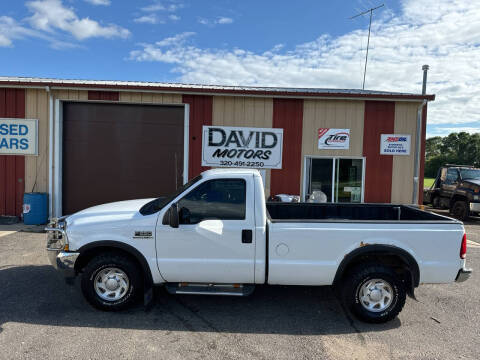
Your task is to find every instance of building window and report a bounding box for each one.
[304,157,364,203]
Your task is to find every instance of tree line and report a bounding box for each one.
[425,132,480,178]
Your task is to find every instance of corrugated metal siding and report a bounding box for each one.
[25,89,49,194]
[363,101,395,203]
[183,95,212,179]
[119,91,182,104]
[301,100,365,156]
[53,89,88,101]
[391,102,418,204]
[270,99,303,196]
[0,88,25,216]
[212,96,273,195]
[88,91,119,101]
[300,100,365,196]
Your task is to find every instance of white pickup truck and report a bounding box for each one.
[47,169,471,323]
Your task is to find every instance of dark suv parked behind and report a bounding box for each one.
[424,165,480,220]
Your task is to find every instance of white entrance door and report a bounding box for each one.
[156,176,256,284]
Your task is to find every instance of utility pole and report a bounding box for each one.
[350,4,384,90]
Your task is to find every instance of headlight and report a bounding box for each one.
[46,231,65,250]
[46,216,69,251]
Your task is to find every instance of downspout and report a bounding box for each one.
[47,86,54,219]
[412,65,429,204]
[412,100,427,204]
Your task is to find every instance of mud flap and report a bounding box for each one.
[143,285,154,311]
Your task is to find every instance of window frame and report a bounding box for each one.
[176,178,247,224]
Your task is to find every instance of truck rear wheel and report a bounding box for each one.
[341,264,406,323]
[451,200,469,221]
[81,253,142,311]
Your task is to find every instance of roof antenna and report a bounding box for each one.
[350,4,384,90]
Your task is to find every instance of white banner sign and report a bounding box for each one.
[202,126,283,169]
[318,128,350,149]
[0,118,38,155]
[380,134,411,155]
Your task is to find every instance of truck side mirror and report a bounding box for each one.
[169,203,179,228]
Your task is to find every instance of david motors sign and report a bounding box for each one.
[0,118,38,155]
[380,134,411,155]
[318,128,350,149]
[201,126,283,169]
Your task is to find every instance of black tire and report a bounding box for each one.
[432,196,440,209]
[341,264,406,323]
[451,200,469,221]
[81,253,143,311]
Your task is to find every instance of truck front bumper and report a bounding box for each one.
[47,249,80,278]
[469,202,480,213]
[455,267,472,282]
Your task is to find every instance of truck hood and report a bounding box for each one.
[66,198,156,229]
[463,179,480,187]
[64,198,159,251]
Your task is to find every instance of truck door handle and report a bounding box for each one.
[242,230,252,244]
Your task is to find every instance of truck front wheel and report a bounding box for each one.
[451,200,469,221]
[341,264,406,323]
[81,253,142,311]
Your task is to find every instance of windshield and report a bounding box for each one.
[460,168,480,180]
[139,175,202,215]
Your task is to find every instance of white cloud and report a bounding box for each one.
[155,31,194,47]
[0,16,35,47]
[217,17,233,24]
[198,16,234,26]
[0,15,80,49]
[141,3,165,12]
[138,1,183,24]
[141,2,183,12]
[427,126,480,138]
[134,14,161,24]
[26,0,130,40]
[130,0,480,134]
[84,0,110,5]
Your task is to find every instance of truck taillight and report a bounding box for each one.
[460,233,467,259]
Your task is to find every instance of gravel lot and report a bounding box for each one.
[0,223,479,360]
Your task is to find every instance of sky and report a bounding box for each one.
[0,0,479,138]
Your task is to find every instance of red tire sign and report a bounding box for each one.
[318,128,350,149]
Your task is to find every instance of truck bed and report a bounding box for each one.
[266,202,457,223]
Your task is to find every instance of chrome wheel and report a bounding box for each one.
[358,278,393,312]
[94,267,130,302]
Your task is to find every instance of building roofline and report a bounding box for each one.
[0,76,435,101]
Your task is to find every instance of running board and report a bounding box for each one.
[165,283,255,296]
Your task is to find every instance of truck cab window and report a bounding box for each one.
[177,179,246,224]
[445,168,459,185]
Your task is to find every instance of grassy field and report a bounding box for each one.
[424,177,435,188]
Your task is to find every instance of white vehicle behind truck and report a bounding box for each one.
[47,169,471,323]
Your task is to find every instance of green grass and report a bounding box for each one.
[424,177,435,189]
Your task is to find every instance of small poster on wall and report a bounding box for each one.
[380,134,411,155]
[318,128,350,149]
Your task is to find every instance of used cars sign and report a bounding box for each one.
[0,118,38,155]
[201,126,283,169]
